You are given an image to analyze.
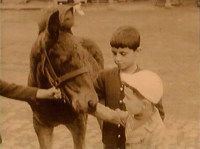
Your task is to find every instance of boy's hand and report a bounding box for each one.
[51,87,62,99]
[36,87,62,100]
[115,109,128,126]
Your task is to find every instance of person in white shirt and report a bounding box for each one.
[94,70,169,149]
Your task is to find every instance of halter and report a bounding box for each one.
[43,48,88,87]
[42,43,88,103]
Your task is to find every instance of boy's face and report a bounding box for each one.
[111,47,138,72]
[123,87,143,115]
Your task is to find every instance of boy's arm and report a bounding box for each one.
[36,87,61,100]
[93,103,128,126]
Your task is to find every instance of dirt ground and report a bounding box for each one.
[0,1,199,148]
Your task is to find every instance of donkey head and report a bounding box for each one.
[39,6,99,113]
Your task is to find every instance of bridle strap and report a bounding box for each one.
[43,47,88,88]
[53,67,88,87]
[44,47,58,80]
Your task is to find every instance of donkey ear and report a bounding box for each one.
[58,5,74,21]
[59,7,74,30]
[66,7,74,15]
[47,10,60,38]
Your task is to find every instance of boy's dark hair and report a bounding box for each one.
[110,26,140,51]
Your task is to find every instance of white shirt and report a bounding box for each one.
[94,104,169,149]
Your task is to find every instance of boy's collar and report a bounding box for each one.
[119,65,141,74]
[127,107,161,132]
[144,108,161,132]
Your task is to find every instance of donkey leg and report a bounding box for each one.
[66,114,87,149]
[33,118,54,149]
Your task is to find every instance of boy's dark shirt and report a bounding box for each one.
[94,67,165,149]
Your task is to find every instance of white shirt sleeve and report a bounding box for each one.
[93,103,128,126]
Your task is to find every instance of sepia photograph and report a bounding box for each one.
[0,0,199,148]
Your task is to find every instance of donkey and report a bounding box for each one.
[28,5,104,149]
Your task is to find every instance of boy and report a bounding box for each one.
[93,26,165,149]
[94,70,168,149]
